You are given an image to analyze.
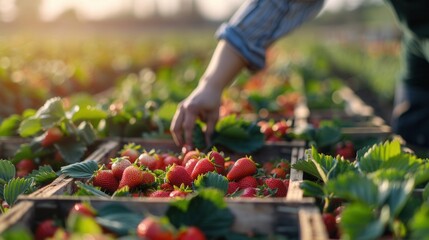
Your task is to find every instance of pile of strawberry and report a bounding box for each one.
[257,119,291,142]
[86,143,290,198]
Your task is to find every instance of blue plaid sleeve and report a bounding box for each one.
[216,0,324,71]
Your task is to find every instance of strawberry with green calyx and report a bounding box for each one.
[207,148,226,175]
[41,127,64,148]
[322,212,338,239]
[70,202,97,217]
[181,149,201,167]
[92,168,119,194]
[177,226,206,240]
[119,143,141,163]
[264,177,287,197]
[138,149,163,171]
[191,158,215,180]
[148,189,171,198]
[226,157,257,181]
[162,154,181,169]
[237,175,258,189]
[270,167,287,179]
[118,165,145,190]
[166,164,193,187]
[141,170,156,186]
[111,157,132,180]
[169,184,193,198]
[184,158,199,176]
[137,216,176,240]
[160,182,174,192]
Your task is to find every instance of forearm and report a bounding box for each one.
[198,40,247,94]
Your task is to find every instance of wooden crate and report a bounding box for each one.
[0,196,327,240]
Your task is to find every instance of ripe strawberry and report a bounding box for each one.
[177,226,206,240]
[138,151,162,171]
[224,160,235,174]
[227,181,239,195]
[272,120,289,136]
[120,149,139,164]
[239,187,257,198]
[322,213,338,239]
[207,150,225,175]
[149,190,171,198]
[35,219,58,240]
[258,121,274,139]
[41,127,63,147]
[136,216,175,240]
[15,159,37,177]
[118,165,144,190]
[111,157,132,180]
[169,189,189,198]
[141,171,156,185]
[184,158,199,176]
[270,167,287,179]
[181,150,200,167]
[191,158,215,180]
[160,182,174,192]
[166,164,193,187]
[163,155,181,168]
[226,157,257,181]
[262,162,274,175]
[237,176,258,189]
[93,169,119,194]
[265,178,287,197]
[70,203,96,217]
[335,141,356,160]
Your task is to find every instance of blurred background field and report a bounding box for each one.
[0,0,401,124]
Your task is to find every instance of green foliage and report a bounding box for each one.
[0,115,21,137]
[74,181,110,198]
[409,203,429,240]
[194,172,229,195]
[26,165,58,185]
[60,160,98,179]
[96,203,144,236]
[3,178,34,206]
[0,160,16,184]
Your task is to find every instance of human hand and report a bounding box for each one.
[170,82,222,147]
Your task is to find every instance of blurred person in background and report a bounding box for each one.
[170,0,429,153]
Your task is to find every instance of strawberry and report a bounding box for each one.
[191,158,215,180]
[270,167,287,179]
[227,181,239,195]
[136,216,175,240]
[239,187,257,198]
[160,182,174,192]
[70,202,96,217]
[35,219,58,240]
[272,120,289,136]
[264,178,287,197]
[138,151,162,171]
[169,188,190,198]
[118,165,144,190]
[184,158,199,176]
[277,161,291,172]
[163,154,181,168]
[322,213,338,239]
[224,160,235,174]
[111,157,132,180]
[335,141,356,161]
[141,171,156,185]
[149,190,171,198]
[15,159,37,177]
[177,226,206,240]
[207,150,225,175]
[258,120,274,139]
[237,176,258,189]
[166,164,193,187]
[120,143,140,163]
[262,162,274,175]
[93,169,119,193]
[41,127,63,147]
[226,157,257,181]
[181,149,200,167]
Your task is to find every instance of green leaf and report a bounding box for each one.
[384,178,415,217]
[3,178,34,206]
[412,162,429,186]
[76,121,97,146]
[167,188,234,238]
[194,172,229,195]
[35,97,66,130]
[26,165,58,185]
[0,114,21,136]
[60,160,98,179]
[66,214,103,234]
[0,226,33,240]
[299,180,326,198]
[18,118,41,137]
[0,160,16,183]
[358,140,402,173]
[423,183,429,202]
[56,139,88,164]
[96,203,144,236]
[70,106,108,122]
[314,125,341,148]
[410,203,429,240]
[74,181,110,198]
[12,144,34,163]
[340,203,389,240]
[112,186,130,197]
[292,148,322,181]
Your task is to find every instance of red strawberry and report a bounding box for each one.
[149,190,171,198]
[226,157,257,181]
[141,171,156,185]
[283,179,290,190]
[41,127,63,147]
[262,162,274,175]
[169,189,189,198]
[70,203,96,217]
[207,150,225,175]
[15,159,37,177]
[93,169,119,193]
[184,158,199,176]
[118,165,144,190]
[224,160,235,174]
[35,219,58,240]
[111,157,132,180]
[240,187,257,198]
[166,164,193,187]
[272,120,289,136]
[177,226,206,240]
[335,141,356,161]
[323,213,338,238]
[138,151,162,171]
[191,158,215,180]
[277,161,291,172]
[270,167,287,179]
[227,182,239,195]
[160,182,174,192]
[237,176,258,189]
[265,178,287,197]
[136,216,175,240]
[181,150,200,167]
[120,143,141,163]
[163,154,181,168]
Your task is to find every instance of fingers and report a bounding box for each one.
[170,103,185,146]
[204,111,219,147]
[183,111,197,147]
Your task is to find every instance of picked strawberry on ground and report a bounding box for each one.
[226,157,257,181]
[111,157,132,180]
[191,158,215,180]
[92,169,119,194]
[166,164,193,187]
[120,143,141,163]
[41,127,64,147]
